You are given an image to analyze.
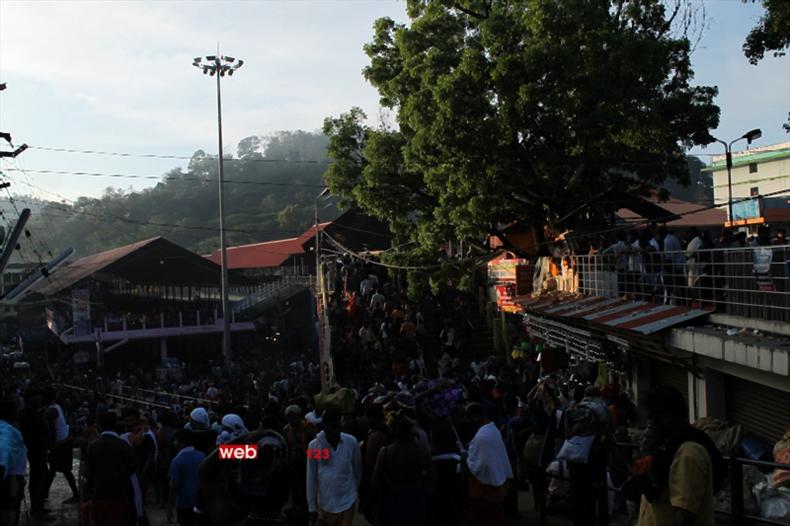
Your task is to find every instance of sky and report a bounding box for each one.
[0,0,788,202]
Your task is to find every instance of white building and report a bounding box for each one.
[704,141,790,230]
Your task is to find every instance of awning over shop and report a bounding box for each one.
[520,293,711,335]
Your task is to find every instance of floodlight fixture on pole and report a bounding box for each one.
[710,128,762,225]
[192,49,244,372]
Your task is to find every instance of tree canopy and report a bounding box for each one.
[743,0,790,65]
[323,0,719,293]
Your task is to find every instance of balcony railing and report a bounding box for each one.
[564,246,790,322]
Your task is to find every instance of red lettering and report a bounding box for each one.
[321,448,330,460]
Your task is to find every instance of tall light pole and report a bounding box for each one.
[710,128,762,225]
[193,51,244,371]
[313,187,333,392]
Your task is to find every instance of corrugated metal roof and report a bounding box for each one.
[26,237,244,298]
[28,237,160,297]
[523,293,711,335]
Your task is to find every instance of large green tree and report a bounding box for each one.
[324,0,719,293]
[743,0,790,65]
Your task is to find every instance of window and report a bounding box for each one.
[750,186,760,197]
[749,163,758,173]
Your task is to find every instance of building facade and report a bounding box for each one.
[705,141,790,230]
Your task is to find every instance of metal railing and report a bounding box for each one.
[564,246,790,322]
[536,442,790,525]
[232,275,311,314]
[100,308,228,332]
[727,456,790,526]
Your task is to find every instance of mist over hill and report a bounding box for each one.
[8,131,339,262]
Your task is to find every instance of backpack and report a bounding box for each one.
[632,426,729,503]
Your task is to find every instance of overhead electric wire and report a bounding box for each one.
[27,145,325,164]
[321,230,490,271]
[0,184,55,283]
[0,194,321,255]
[7,157,60,256]
[325,186,790,268]
[2,168,327,188]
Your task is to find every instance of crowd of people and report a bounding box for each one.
[556,224,789,307]
[0,255,766,526]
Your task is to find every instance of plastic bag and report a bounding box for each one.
[556,434,595,464]
[741,433,774,461]
[772,433,790,489]
[754,481,790,522]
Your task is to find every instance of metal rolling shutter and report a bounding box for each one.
[650,359,689,406]
[725,375,790,443]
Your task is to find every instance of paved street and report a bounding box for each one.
[33,453,578,526]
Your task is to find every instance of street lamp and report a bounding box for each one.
[710,128,762,224]
[192,51,243,371]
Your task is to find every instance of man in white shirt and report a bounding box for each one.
[306,411,362,526]
[465,403,512,526]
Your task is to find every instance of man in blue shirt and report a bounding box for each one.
[168,429,205,526]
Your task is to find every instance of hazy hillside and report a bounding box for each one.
[7,131,339,261]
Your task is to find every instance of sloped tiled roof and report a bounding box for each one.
[206,223,329,269]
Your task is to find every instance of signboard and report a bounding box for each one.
[753,247,775,292]
[495,284,524,313]
[71,289,92,337]
[488,256,530,312]
[732,198,760,221]
[487,257,527,282]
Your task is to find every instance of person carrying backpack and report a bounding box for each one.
[629,386,727,526]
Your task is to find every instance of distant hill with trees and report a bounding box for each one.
[7,131,339,263]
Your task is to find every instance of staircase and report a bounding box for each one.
[233,276,311,317]
[464,308,497,360]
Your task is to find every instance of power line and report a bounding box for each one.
[2,196,319,245]
[321,230,477,271]
[7,157,60,256]
[2,168,327,188]
[28,145,326,164]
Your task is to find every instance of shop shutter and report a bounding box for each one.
[725,375,790,443]
[650,359,689,406]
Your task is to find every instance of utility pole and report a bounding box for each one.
[192,50,244,372]
[0,83,32,275]
[314,188,334,391]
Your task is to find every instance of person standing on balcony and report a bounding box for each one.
[685,228,704,292]
[658,226,684,305]
[602,231,631,297]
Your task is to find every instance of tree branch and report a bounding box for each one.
[453,0,491,20]
[661,0,682,35]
